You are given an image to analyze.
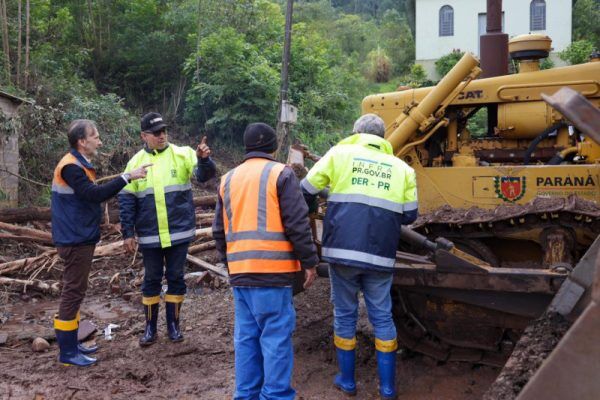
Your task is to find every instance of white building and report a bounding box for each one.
[415,0,572,79]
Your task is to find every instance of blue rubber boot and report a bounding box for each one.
[165,295,184,343]
[54,317,96,367]
[139,298,159,347]
[376,350,397,400]
[334,347,357,396]
[75,311,98,355]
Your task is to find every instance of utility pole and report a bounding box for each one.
[275,0,294,161]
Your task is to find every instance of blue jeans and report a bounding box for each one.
[141,242,189,296]
[233,287,296,400]
[329,264,396,341]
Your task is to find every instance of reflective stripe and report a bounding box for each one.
[301,178,320,195]
[227,250,297,262]
[375,338,398,353]
[403,201,418,212]
[54,318,78,331]
[223,170,235,235]
[133,187,155,198]
[334,335,357,351]
[322,247,395,268]
[142,295,160,305]
[164,183,192,194]
[258,162,277,231]
[51,184,74,194]
[165,294,184,303]
[138,228,196,245]
[119,188,136,195]
[226,231,288,241]
[123,183,192,199]
[328,193,406,213]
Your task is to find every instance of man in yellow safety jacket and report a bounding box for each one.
[301,114,418,399]
[213,122,318,399]
[118,112,216,346]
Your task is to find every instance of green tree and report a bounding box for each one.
[573,0,600,48]
[435,50,464,77]
[380,9,414,75]
[184,27,279,144]
[559,40,596,65]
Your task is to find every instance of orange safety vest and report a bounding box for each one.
[52,153,96,191]
[219,158,301,275]
[51,152,100,246]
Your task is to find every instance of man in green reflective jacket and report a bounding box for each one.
[118,112,216,347]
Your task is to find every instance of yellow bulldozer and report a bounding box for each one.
[356,34,600,366]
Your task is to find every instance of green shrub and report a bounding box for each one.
[435,50,464,77]
[559,40,596,65]
[365,47,392,83]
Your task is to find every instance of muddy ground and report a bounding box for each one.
[0,262,499,400]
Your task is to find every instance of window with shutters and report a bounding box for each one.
[530,0,546,31]
[439,5,454,37]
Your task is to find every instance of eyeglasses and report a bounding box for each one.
[146,129,166,137]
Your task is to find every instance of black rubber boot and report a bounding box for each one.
[165,300,184,343]
[54,317,97,367]
[139,300,159,347]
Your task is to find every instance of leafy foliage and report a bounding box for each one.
[365,47,392,83]
[573,0,600,49]
[435,50,464,77]
[559,40,596,65]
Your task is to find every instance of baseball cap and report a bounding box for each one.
[141,112,168,133]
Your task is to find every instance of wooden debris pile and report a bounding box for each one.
[0,195,228,298]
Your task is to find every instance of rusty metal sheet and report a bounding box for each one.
[517,301,600,400]
[541,86,600,144]
[549,235,600,318]
[392,263,564,294]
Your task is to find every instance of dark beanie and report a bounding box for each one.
[243,122,278,153]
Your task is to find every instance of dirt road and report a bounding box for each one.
[0,276,498,400]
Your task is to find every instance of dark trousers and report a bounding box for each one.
[141,242,189,297]
[57,245,95,320]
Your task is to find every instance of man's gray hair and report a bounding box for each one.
[352,114,385,137]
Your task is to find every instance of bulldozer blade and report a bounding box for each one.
[548,234,600,319]
[434,248,491,274]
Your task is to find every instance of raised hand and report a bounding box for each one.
[196,136,211,159]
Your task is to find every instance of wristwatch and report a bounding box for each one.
[122,173,132,183]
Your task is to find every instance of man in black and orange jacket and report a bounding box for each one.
[51,119,149,366]
[212,122,318,400]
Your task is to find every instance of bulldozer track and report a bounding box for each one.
[392,195,600,367]
[413,195,600,246]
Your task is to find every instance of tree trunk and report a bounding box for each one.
[0,0,10,83]
[17,0,21,86]
[0,221,53,243]
[0,206,51,223]
[24,0,29,88]
[188,240,215,254]
[0,195,216,224]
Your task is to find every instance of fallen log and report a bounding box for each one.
[0,252,56,276]
[0,207,51,223]
[193,195,217,208]
[0,233,54,244]
[93,228,212,258]
[0,195,217,224]
[0,221,53,243]
[186,254,228,278]
[0,277,60,295]
[189,240,216,254]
